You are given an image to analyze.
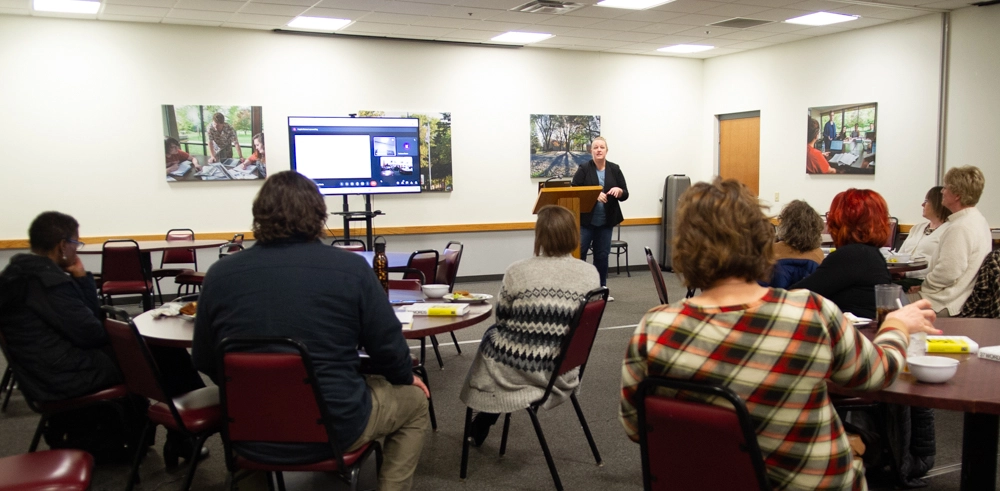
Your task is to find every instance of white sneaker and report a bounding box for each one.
[608,296,615,302]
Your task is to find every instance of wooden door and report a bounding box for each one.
[719,115,760,195]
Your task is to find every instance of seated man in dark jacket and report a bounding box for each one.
[0,211,120,402]
[192,171,429,491]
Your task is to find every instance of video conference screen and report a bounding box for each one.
[288,117,422,196]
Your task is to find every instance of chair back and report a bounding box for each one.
[644,247,669,304]
[101,240,148,283]
[162,229,196,267]
[231,234,245,247]
[886,217,899,249]
[331,239,366,252]
[405,250,439,284]
[434,242,463,291]
[637,377,770,491]
[389,279,422,291]
[216,337,344,469]
[219,242,244,258]
[102,318,171,405]
[536,287,608,407]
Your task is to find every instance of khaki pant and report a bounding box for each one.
[347,375,429,491]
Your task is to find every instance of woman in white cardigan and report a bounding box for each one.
[918,166,992,316]
[896,186,952,291]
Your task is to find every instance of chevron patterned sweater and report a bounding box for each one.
[460,255,599,413]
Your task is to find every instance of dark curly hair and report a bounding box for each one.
[777,200,823,253]
[251,171,327,244]
[672,178,774,290]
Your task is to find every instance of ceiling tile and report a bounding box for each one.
[438,29,501,41]
[105,0,176,6]
[249,0,315,6]
[755,31,812,42]
[341,21,403,34]
[785,0,855,12]
[738,0,805,8]
[394,24,457,37]
[464,19,532,31]
[916,0,969,8]
[481,10,555,23]
[747,7,812,21]
[373,1,443,15]
[653,0,728,14]
[675,25,741,36]
[166,9,234,21]
[613,10,687,22]
[221,22,276,29]
[227,12,294,25]
[300,7,368,19]
[430,6,504,20]
[563,6,630,19]
[172,0,244,13]
[725,39,774,48]
[667,13,733,25]
[358,12,426,25]
[98,13,162,23]
[585,18,653,30]
[865,8,930,19]
[536,15,606,27]
[647,33,713,44]
[612,42,667,51]
[409,15,479,28]
[238,3,310,16]
[562,27,621,39]
[161,18,224,26]
[603,30,666,42]
[452,0,525,8]
[317,0,389,10]
[102,4,170,17]
[713,28,776,40]
[635,22,698,34]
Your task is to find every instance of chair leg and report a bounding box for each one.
[429,335,444,369]
[499,413,512,456]
[419,338,427,367]
[526,407,563,491]
[413,365,437,431]
[179,433,211,491]
[450,331,462,354]
[275,471,287,491]
[265,472,276,491]
[1,378,13,412]
[570,394,602,465]
[125,420,153,491]
[624,247,630,277]
[29,414,47,452]
[0,367,13,412]
[154,278,164,306]
[460,407,473,480]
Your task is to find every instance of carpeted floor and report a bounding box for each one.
[0,269,991,490]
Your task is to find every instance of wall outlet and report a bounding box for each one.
[774,192,780,202]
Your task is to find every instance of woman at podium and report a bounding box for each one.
[571,136,629,297]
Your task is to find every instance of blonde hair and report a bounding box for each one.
[592,136,607,149]
[944,166,985,206]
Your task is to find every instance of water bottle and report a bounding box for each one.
[373,242,389,295]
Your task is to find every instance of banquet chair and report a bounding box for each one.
[151,229,197,306]
[0,326,129,453]
[886,217,899,249]
[0,365,13,412]
[101,240,154,311]
[644,247,669,305]
[103,317,220,491]
[331,239,366,251]
[216,337,382,491]
[0,449,94,491]
[435,241,465,354]
[460,287,609,491]
[175,240,245,296]
[636,377,771,491]
[404,250,449,368]
[610,225,630,277]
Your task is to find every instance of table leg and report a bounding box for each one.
[961,412,999,491]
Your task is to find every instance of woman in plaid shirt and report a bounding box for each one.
[620,179,939,490]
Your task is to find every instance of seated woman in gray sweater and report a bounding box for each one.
[460,205,599,446]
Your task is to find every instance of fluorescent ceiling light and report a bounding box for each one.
[287,16,353,32]
[491,32,554,44]
[784,12,858,26]
[596,0,674,9]
[33,0,100,14]
[658,44,715,53]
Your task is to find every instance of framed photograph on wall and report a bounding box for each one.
[162,105,265,181]
[358,110,452,192]
[806,103,877,175]
[530,114,601,179]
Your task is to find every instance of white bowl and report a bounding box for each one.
[907,356,959,383]
[421,284,450,299]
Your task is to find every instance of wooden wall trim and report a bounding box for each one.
[0,217,664,250]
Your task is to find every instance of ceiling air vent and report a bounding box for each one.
[709,18,774,29]
[511,0,586,14]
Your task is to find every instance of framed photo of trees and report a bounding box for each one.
[806,103,877,175]
[161,105,266,181]
[530,114,601,179]
[358,110,453,192]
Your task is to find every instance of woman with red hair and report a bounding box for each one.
[791,189,892,318]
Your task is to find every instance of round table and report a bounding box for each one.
[133,290,493,347]
[886,259,928,275]
[77,239,229,254]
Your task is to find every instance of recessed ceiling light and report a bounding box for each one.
[491,32,554,44]
[596,0,675,9]
[33,0,100,14]
[657,44,715,53]
[287,16,353,32]
[784,12,859,26]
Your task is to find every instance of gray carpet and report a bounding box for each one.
[0,269,989,490]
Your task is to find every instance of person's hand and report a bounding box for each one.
[412,377,430,398]
[64,256,87,278]
[607,187,623,198]
[908,285,922,294]
[884,299,940,335]
[208,156,217,164]
[597,192,608,203]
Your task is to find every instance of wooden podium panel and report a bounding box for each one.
[533,185,602,258]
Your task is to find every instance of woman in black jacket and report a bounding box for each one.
[571,136,628,295]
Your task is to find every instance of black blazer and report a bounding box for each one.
[571,159,629,227]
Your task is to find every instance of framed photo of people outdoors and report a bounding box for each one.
[162,105,266,182]
[806,103,877,175]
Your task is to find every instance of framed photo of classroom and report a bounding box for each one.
[530,114,601,179]
[806,103,877,175]
[162,105,266,182]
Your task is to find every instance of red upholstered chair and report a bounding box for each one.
[103,318,220,491]
[216,337,382,491]
[0,449,94,491]
[434,242,465,354]
[0,327,129,453]
[388,279,421,291]
[331,239,366,252]
[175,239,244,295]
[100,240,154,311]
[151,229,197,305]
[460,287,609,491]
[403,250,452,368]
[635,377,771,491]
[644,247,669,305]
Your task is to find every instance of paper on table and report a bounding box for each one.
[395,311,413,330]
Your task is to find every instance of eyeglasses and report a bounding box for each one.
[65,238,85,250]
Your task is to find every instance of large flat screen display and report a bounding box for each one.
[288,117,422,195]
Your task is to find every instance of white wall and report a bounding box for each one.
[944,6,1000,225]
[702,14,944,224]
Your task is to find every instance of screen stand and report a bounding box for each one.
[332,195,385,250]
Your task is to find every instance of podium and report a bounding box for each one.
[533,185,602,258]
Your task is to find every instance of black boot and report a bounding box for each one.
[470,412,500,447]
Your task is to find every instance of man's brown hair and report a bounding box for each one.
[252,171,327,244]
[534,205,579,257]
[672,178,774,290]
